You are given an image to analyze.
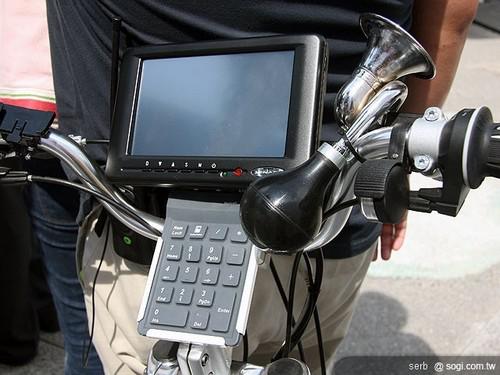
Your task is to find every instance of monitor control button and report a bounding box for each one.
[251,167,284,177]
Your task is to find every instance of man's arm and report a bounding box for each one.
[376,0,479,260]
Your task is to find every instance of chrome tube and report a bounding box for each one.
[39,131,163,240]
[304,127,392,251]
[345,80,407,144]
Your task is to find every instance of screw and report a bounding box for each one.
[201,353,209,367]
[391,153,399,159]
[424,107,441,122]
[414,155,431,171]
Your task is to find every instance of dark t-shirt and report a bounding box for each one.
[46,0,414,258]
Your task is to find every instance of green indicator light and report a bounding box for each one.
[123,236,132,246]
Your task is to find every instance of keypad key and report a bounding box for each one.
[201,267,219,285]
[185,244,202,262]
[156,285,174,303]
[170,224,187,239]
[162,264,179,281]
[151,306,188,327]
[205,245,223,264]
[226,246,245,265]
[191,310,210,330]
[229,227,248,243]
[189,225,207,239]
[175,287,194,305]
[212,290,236,332]
[195,288,215,307]
[180,265,198,283]
[166,244,182,261]
[208,226,228,241]
[222,268,241,287]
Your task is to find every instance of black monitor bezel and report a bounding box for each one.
[106,35,327,189]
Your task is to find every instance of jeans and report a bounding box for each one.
[28,164,104,375]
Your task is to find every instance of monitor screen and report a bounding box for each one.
[129,50,295,158]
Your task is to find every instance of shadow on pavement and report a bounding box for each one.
[334,291,435,374]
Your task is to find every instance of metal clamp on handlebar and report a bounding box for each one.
[0,103,54,146]
[408,107,498,216]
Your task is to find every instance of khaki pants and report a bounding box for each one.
[79,216,374,375]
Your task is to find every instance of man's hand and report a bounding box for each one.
[373,214,408,261]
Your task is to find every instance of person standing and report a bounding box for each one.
[0,1,104,373]
[44,1,478,373]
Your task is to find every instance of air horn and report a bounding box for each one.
[240,14,436,253]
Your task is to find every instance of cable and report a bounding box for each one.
[82,220,110,367]
[85,139,110,144]
[269,259,306,362]
[280,252,303,359]
[243,332,249,363]
[272,248,324,360]
[29,175,161,237]
[313,307,326,375]
[323,198,359,220]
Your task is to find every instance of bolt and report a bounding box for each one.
[391,153,399,159]
[424,107,441,122]
[201,353,209,367]
[414,155,431,171]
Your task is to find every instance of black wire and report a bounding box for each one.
[29,175,161,237]
[282,252,303,358]
[273,248,324,360]
[152,362,162,375]
[269,258,306,362]
[313,307,326,375]
[243,332,249,363]
[82,220,110,367]
[323,198,359,221]
[85,139,110,144]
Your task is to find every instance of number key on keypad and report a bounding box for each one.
[208,226,228,241]
[170,224,187,239]
[222,268,241,287]
[229,227,248,243]
[205,245,223,264]
[191,310,210,330]
[201,267,219,285]
[175,287,194,305]
[189,225,207,239]
[156,285,174,303]
[226,246,245,265]
[185,244,201,262]
[212,290,236,332]
[166,244,182,260]
[162,264,179,281]
[151,306,188,327]
[180,265,198,283]
[195,288,215,307]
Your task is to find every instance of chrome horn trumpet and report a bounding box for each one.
[335,13,436,130]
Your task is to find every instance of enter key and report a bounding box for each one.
[211,290,236,333]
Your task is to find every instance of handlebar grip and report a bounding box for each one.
[487,127,500,178]
[489,125,500,164]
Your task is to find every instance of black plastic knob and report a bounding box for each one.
[240,151,341,253]
[354,159,409,223]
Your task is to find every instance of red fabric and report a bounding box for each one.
[0,98,56,113]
